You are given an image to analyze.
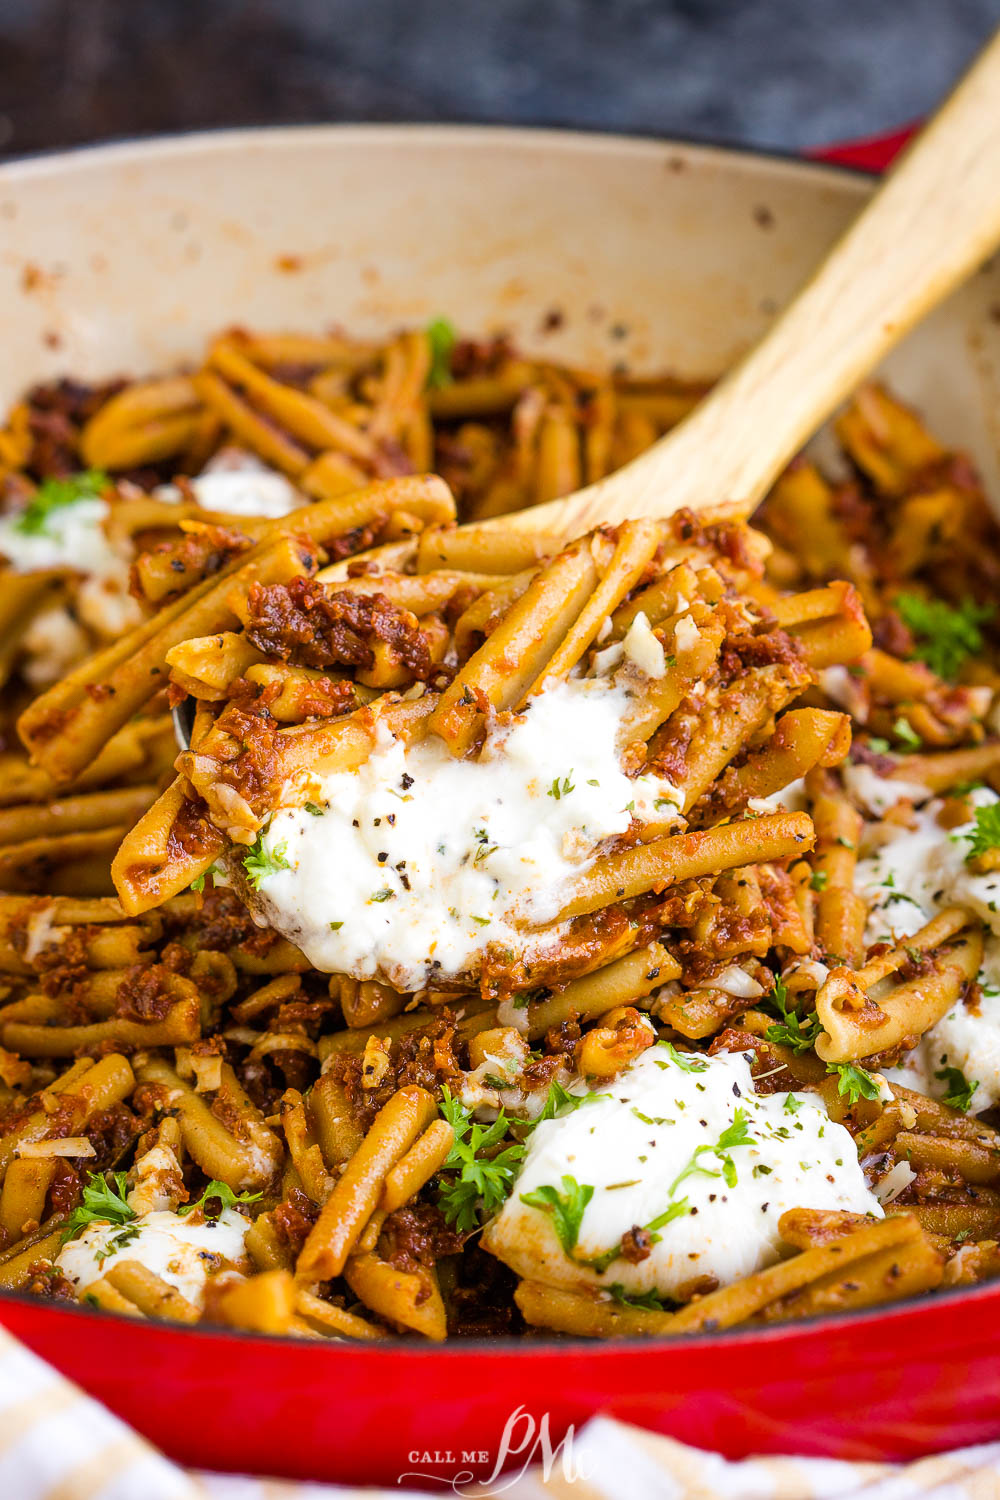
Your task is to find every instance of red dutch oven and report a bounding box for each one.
[2,121,998,1486]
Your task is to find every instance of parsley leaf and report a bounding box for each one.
[520,1175,594,1256]
[892,716,921,751]
[547,773,575,800]
[426,317,456,389]
[896,592,995,681]
[935,1065,978,1114]
[190,861,223,894]
[530,1079,609,1125]
[242,831,292,889]
[13,469,109,536]
[763,978,822,1054]
[95,1223,142,1264]
[656,1041,707,1073]
[669,1108,754,1196]
[956,803,1000,863]
[179,1180,263,1218]
[608,1282,671,1311]
[60,1171,135,1243]
[436,1088,526,1232]
[829,1062,881,1105]
[809,869,829,892]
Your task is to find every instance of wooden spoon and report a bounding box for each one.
[478,28,1000,541]
[175,32,1000,754]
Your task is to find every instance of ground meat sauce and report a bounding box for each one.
[166,793,224,864]
[199,697,285,812]
[24,378,125,478]
[245,576,431,678]
[272,1187,320,1256]
[619,1225,654,1263]
[333,1016,462,1131]
[168,887,262,953]
[114,965,176,1022]
[382,1203,464,1272]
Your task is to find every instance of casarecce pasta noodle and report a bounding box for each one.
[0,325,998,1340]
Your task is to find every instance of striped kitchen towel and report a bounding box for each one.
[1,1322,999,1500]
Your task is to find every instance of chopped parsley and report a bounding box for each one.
[896,592,995,681]
[243,832,292,889]
[867,737,892,754]
[304,802,325,816]
[472,827,497,863]
[437,1088,526,1232]
[631,1108,671,1127]
[95,1223,141,1264]
[369,887,395,903]
[547,773,575,800]
[935,1065,978,1114]
[892,716,921,751]
[12,469,109,536]
[329,920,343,931]
[520,1175,594,1256]
[190,862,224,895]
[607,1283,670,1311]
[955,803,1000,864]
[669,1109,754,1195]
[426,317,456,389]
[178,1180,263,1218]
[530,1079,609,1124]
[828,1062,881,1105]
[763,978,822,1054]
[60,1171,135,1243]
[656,1041,707,1073]
[809,869,829,892]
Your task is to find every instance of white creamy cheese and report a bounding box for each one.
[482,1047,880,1301]
[855,789,1000,943]
[818,665,867,719]
[251,678,683,989]
[20,605,91,688]
[157,453,301,519]
[856,787,1000,1109]
[0,498,123,578]
[843,762,931,817]
[56,1208,249,1306]
[621,612,665,678]
[748,776,808,815]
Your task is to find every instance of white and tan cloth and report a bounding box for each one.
[1,1322,998,1500]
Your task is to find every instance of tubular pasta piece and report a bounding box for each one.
[429,537,600,755]
[343,1250,447,1341]
[816,916,983,1064]
[296,1085,437,1281]
[546,812,815,924]
[104,1260,201,1324]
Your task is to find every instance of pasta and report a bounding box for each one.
[0,325,999,1344]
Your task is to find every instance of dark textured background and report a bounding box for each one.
[1,0,999,160]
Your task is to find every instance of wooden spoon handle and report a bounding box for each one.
[507,28,1000,540]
